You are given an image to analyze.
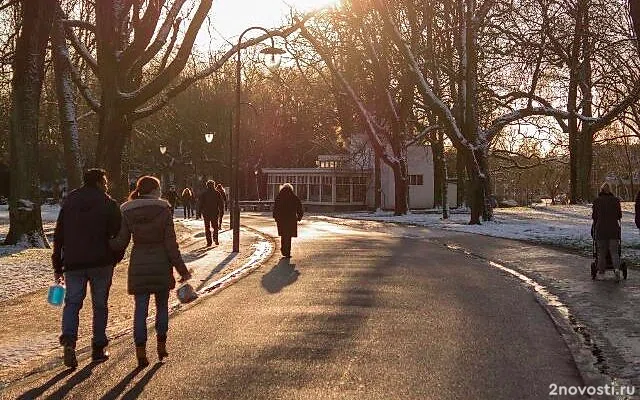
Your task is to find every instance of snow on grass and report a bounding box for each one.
[331,203,640,265]
[0,205,60,301]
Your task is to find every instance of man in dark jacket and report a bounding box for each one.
[273,183,304,258]
[52,169,123,368]
[198,180,224,246]
[592,182,622,281]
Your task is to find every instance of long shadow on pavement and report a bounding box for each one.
[120,363,163,400]
[261,258,300,294]
[195,252,238,291]
[97,366,146,400]
[15,368,74,400]
[41,362,98,399]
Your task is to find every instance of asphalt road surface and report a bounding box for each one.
[2,214,584,399]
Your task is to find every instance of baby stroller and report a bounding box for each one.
[590,225,628,280]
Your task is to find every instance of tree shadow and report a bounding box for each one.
[15,368,74,400]
[261,258,300,294]
[120,362,163,399]
[42,362,98,399]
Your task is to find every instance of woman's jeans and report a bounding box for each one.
[134,291,169,346]
[61,265,114,348]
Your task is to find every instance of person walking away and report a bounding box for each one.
[592,182,622,281]
[272,183,303,258]
[110,176,192,368]
[51,169,123,368]
[215,183,227,229]
[199,180,223,246]
[195,178,207,219]
[181,187,193,218]
[165,186,178,215]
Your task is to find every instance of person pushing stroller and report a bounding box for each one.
[592,182,622,282]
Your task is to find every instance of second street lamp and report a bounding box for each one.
[232,27,284,252]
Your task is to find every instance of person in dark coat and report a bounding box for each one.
[165,186,178,215]
[52,168,123,368]
[110,175,191,367]
[199,180,224,246]
[272,183,304,258]
[181,187,193,219]
[592,182,622,281]
[215,183,227,228]
[194,178,207,219]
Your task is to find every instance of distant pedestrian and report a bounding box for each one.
[215,183,227,228]
[181,187,193,219]
[110,176,192,368]
[165,186,178,215]
[52,169,123,369]
[273,183,303,258]
[195,178,207,219]
[592,182,622,281]
[198,180,224,246]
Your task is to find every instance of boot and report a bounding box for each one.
[63,345,77,369]
[136,345,149,368]
[157,339,168,361]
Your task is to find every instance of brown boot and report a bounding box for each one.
[157,340,168,361]
[136,345,149,368]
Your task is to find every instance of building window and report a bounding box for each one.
[309,176,320,202]
[353,176,367,203]
[321,176,332,202]
[409,174,424,186]
[336,176,350,203]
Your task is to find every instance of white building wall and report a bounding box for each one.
[377,145,435,210]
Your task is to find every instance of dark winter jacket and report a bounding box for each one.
[199,188,223,219]
[110,197,188,295]
[165,189,178,208]
[273,189,303,237]
[592,191,622,240]
[52,186,122,274]
[635,190,640,230]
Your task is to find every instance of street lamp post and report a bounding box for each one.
[232,27,284,252]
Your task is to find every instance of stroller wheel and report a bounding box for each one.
[590,262,597,280]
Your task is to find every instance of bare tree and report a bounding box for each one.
[4,0,56,246]
[61,1,311,200]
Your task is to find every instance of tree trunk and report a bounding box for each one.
[464,147,491,225]
[431,134,444,208]
[442,147,449,219]
[456,150,466,207]
[96,107,131,202]
[374,153,381,210]
[52,13,83,191]
[4,0,56,247]
[392,160,409,215]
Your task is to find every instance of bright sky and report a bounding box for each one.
[207,0,337,45]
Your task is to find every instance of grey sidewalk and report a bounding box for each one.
[417,228,640,388]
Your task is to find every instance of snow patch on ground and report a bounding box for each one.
[329,203,640,265]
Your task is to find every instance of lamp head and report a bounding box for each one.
[260,46,285,72]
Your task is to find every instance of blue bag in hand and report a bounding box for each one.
[47,283,65,306]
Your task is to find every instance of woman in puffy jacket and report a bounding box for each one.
[111,175,191,367]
